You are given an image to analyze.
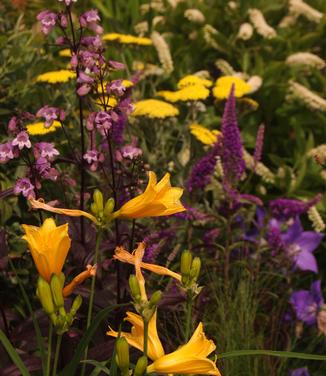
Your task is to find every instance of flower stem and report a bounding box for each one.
[184,292,193,342]
[143,319,149,359]
[81,229,103,376]
[46,324,53,376]
[52,334,62,376]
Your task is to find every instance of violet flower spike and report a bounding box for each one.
[221,84,245,185]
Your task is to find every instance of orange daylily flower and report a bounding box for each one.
[22,218,71,282]
[63,265,97,297]
[115,171,186,219]
[114,244,182,282]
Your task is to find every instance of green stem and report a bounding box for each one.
[52,334,62,376]
[46,324,53,376]
[143,319,149,359]
[184,292,193,342]
[81,229,103,376]
[216,349,326,361]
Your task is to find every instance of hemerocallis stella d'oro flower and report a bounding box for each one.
[107,310,165,361]
[115,171,186,219]
[22,218,71,283]
[22,218,96,296]
[107,312,220,375]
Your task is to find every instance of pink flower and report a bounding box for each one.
[36,106,65,128]
[0,142,15,163]
[106,80,126,97]
[83,150,104,171]
[95,111,113,135]
[7,117,18,134]
[108,60,125,70]
[12,131,31,150]
[58,0,77,7]
[37,10,57,35]
[34,142,60,161]
[79,10,103,34]
[14,178,35,198]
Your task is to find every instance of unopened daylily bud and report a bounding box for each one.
[134,356,148,376]
[181,250,192,277]
[129,274,141,301]
[90,202,99,216]
[190,257,201,281]
[116,337,130,375]
[37,277,55,315]
[149,291,162,308]
[50,274,65,309]
[70,295,82,316]
[104,198,115,217]
[93,189,104,212]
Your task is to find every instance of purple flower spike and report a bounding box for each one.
[270,195,322,220]
[290,280,324,325]
[37,10,57,35]
[289,367,310,376]
[14,178,35,198]
[221,84,245,185]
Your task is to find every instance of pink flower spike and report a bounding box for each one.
[12,131,31,150]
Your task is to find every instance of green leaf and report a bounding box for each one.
[217,349,326,361]
[60,303,130,376]
[81,360,111,375]
[0,330,30,376]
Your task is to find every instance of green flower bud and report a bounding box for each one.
[37,277,55,315]
[149,290,162,308]
[181,250,192,276]
[58,272,65,289]
[90,202,99,216]
[70,295,82,316]
[93,189,104,212]
[116,337,130,375]
[50,274,64,309]
[134,356,148,376]
[129,275,141,301]
[190,257,201,281]
[104,198,115,218]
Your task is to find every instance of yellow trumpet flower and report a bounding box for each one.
[116,171,185,219]
[114,244,182,282]
[107,310,165,361]
[22,218,71,282]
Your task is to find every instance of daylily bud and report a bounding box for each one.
[70,295,83,316]
[90,202,99,216]
[190,257,201,281]
[134,356,148,376]
[181,250,192,280]
[50,274,65,310]
[129,274,141,301]
[37,277,55,315]
[116,337,130,375]
[149,291,162,308]
[93,189,104,212]
[104,198,115,218]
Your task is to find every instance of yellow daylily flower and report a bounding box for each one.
[22,218,71,282]
[147,322,220,375]
[114,244,182,282]
[107,310,165,361]
[189,123,221,145]
[213,76,251,99]
[29,198,98,224]
[116,171,185,219]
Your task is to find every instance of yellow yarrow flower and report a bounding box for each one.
[132,99,179,118]
[103,33,152,46]
[59,49,72,57]
[178,75,213,89]
[213,76,251,99]
[22,218,71,283]
[190,123,221,145]
[157,84,210,102]
[116,171,185,218]
[26,121,61,136]
[36,70,76,84]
